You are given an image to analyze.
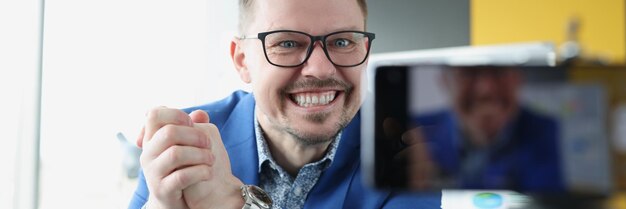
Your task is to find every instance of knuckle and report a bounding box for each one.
[173,111,191,126]
[204,149,214,164]
[147,107,190,126]
[189,127,203,138]
[158,124,178,141]
[207,123,219,132]
[172,171,191,187]
[207,124,220,137]
[194,130,209,147]
[165,146,182,162]
[146,107,163,121]
[188,126,208,147]
[153,184,170,200]
[201,165,213,180]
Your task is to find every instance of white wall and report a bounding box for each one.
[1,0,44,208]
[38,1,243,208]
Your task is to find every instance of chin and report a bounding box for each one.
[288,125,342,146]
[297,116,342,133]
[286,114,349,144]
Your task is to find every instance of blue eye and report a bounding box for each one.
[278,40,298,48]
[333,39,351,48]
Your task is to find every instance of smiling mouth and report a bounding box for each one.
[288,91,338,107]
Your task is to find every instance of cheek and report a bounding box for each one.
[353,71,365,102]
[346,67,364,88]
[504,86,520,107]
[253,80,282,118]
[453,90,472,113]
[250,68,295,109]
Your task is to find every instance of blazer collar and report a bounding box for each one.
[219,93,259,185]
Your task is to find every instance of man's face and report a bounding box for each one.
[444,68,522,142]
[233,0,367,145]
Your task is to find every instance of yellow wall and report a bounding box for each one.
[471,0,626,64]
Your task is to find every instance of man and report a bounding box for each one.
[413,67,564,191]
[129,0,441,208]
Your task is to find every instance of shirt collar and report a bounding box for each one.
[254,108,342,173]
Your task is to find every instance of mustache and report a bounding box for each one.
[283,78,353,93]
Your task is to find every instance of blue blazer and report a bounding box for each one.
[415,108,564,192]
[129,91,441,209]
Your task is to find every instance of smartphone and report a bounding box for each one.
[362,64,619,197]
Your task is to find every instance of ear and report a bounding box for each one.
[231,38,251,83]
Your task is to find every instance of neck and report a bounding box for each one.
[257,110,332,177]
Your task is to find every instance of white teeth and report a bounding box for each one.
[291,91,337,107]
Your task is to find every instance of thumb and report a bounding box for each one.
[189,110,210,123]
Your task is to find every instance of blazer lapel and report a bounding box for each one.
[219,94,260,185]
[305,113,391,208]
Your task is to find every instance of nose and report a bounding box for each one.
[473,74,499,96]
[300,42,336,80]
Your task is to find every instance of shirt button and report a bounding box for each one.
[294,186,302,196]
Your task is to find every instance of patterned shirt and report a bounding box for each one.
[254,113,341,209]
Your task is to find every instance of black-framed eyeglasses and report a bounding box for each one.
[238,30,375,68]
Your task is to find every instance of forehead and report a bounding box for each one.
[248,0,365,35]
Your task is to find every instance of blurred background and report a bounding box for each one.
[1,0,625,208]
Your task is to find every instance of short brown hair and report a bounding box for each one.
[238,0,368,33]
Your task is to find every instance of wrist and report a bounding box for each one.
[143,200,161,209]
[143,196,185,209]
[226,176,245,209]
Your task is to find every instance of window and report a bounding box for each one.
[14,1,245,208]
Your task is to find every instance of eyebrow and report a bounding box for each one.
[265,26,365,35]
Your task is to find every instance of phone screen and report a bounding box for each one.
[364,65,620,197]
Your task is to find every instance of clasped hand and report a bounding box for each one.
[137,107,243,209]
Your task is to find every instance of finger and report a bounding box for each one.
[189,110,210,123]
[136,126,145,148]
[194,123,225,151]
[143,125,210,160]
[143,107,193,146]
[193,122,232,171]
[150,145,215,178]
[160,164,213,196]
[401,127,426,146]
[394,142,431,162]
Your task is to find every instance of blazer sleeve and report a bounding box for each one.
[128,170,149,209]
